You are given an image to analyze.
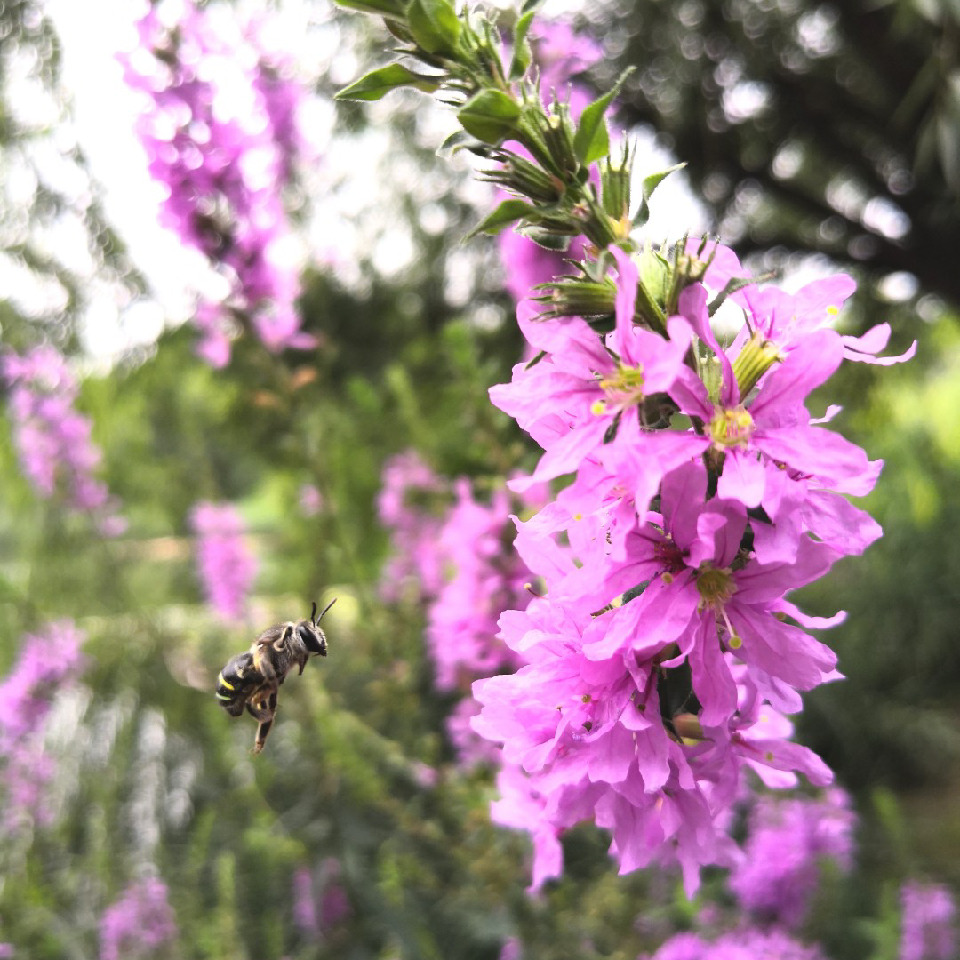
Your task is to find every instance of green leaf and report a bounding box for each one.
[465,199,535,239]
[520,0,545,14]
[457,90,521,144]
[335,64,439,101]
[634,162,685,225]
[436,129,471,157]
[407,0,461,55]
[331,0,407,19]
[508,11,535,80]
[572,68,634,165]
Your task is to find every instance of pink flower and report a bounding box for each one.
[901,881,956,960]
[118,0,316,364]
[729,788,856,927]
[3,346,124,533]
[377,451,447,601]
[190,501,257,620]
[492,249,692,514]
[99,877,177,960]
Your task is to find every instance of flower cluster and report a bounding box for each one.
[0,620,86,830]
[379,453,548,765]
[642,927,827,960]
[118,0,316,365]
[728,788,856,927]
[292,859,351,942]
[901,881,956,960]
[190,501,257,621]
[99,877,178,960]
[472,242,914,891]
[3,345,123,534]
[430,477,548,766]
[377,451,448,603]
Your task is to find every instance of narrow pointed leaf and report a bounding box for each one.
[335,64,439,101]
[634,162,685,225]
[572,67,634,165]
[466,199,535,239]
[332,0,407,19]
[509,11,536,80]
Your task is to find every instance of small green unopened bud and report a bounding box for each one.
[539,278,617,319]
[600,149,632,223]
[732,332,782,396]
[571,201,618,250]
[541,108,579,177]
[484,154,564,204]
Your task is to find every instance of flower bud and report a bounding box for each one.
[538,277,617,319]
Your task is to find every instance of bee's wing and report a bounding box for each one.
[252,623,290,648]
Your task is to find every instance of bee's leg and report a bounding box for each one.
[252,718,274,754]
[251,691,278,755]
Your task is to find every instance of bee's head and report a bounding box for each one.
[299,598,336,657]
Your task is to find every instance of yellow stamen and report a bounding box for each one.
[708,406,754,449]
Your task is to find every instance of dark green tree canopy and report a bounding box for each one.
[595,0,960,304]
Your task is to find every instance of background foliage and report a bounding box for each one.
[1,0,959,957]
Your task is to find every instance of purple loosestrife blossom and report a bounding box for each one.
[728,788,856,928]
[900,881,957,960]
[3,345,124,535]
[119,0,316,365]
[292,866,320,940]
[99,877,178,960]
[380,457,546,766]
[190,501,257,621]
[642,927,827,960]
[474,237,912,891]
[428,478,540,691]
[0,620,86,831]
[377,451,447,602]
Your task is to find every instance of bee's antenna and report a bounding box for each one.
[315,597,337,624]
[310,600,318,623]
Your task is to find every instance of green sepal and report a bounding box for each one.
[465,199,536,239]
[331,0,408,20]
[509,10,535,80]
[572,67,634,165]
[520,0,545,14]
[638,245,669,307]
[437,129,472,157]
[457,90,521,144]
[520,229,571,252]
[407,0,461,55]
[634,162,685,226]
[335,63,439,101]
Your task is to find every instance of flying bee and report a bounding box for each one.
[216,599,336,754]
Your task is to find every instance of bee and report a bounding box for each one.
[216,599,336,753]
